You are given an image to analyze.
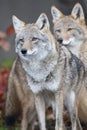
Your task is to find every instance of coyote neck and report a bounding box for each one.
[21,52,58,82]
[69,41,83,57]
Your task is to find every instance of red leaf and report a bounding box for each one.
[0,69,9,87]
[6,24,15,36]
[1,69,9,75]
[0,31,11,51]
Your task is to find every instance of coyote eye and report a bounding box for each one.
[17,38,24,45]
[56,29,61,33]
[19,38,24,43]
[32,37,38,42]
[67,28,72,31]
[19,38,24,44]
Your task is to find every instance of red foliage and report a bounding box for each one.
[6,24,15,36]
[0,69,9,112]
[0,23,15,51]
[0,31,10,51]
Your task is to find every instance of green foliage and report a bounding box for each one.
[0,58,14,70]
[0,126,5,130]
[0,125,20,130]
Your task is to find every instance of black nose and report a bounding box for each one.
[57,38,63,44]
[21,49,27,54]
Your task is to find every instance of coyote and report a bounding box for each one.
[51,3,87,124]
[5,36,36,130]
[12,13,85,130]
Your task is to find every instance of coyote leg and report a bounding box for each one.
[35,93,46,130]
[55,90,63,130]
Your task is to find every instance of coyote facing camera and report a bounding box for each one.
[51,3,87,124]
[12,13,85,130]
[5,50,36,130]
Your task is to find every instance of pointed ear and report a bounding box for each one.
[51,6,64,23]
[71,3,85,21]
[12,15,25,34]
[36,13,50,30]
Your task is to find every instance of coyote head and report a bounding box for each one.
[12,14,54,61]
[51,3,86,47]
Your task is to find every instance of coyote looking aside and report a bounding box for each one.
[12,13,85,130]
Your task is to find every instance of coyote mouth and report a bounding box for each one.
[21,49,38,57]
[62,41,72,46]
[27,49,37,55]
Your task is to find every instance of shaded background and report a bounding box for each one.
[0,0,87,60]
[0,1,87,129]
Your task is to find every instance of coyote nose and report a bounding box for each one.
[57,38,63,44]
[21,49,27,54]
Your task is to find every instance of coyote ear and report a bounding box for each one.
[12,15,25,34]
[51,6,63,23]
[36,13,50,30]
[71,3,85,21]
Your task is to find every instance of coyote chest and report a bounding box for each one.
[22,59,61,94]
[27,72,59,94]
